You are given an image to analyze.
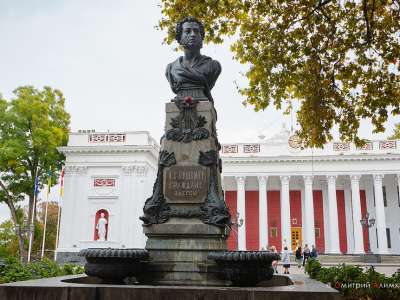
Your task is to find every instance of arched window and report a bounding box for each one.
[94,209,109,241]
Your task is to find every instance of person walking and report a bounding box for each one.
[281,246,291,274]
[310,245,318,259]
[295,246,302,268]
[303,244,311,267]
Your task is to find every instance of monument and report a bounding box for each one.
[140,16,231,285]
[0,16,342,300]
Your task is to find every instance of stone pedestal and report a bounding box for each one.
[140,98,231,285]
[143,220,228,285]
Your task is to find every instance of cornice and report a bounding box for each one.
[64,161,156,173]
[58,145,158,156]
[221,154,400,164]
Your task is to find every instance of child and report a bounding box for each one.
[281,246,291,274]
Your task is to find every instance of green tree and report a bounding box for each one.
[0,220,19,258]
[388,122,400,139]
[0,86,69,261]
[158,1,400,147]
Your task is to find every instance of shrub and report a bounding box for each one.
[0,257,32,283]
[0,256,84,284]
[305,258,321,279]
[305,260,400,300]
[61,263,84,275]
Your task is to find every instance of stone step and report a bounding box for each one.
[283,254,400,265]
[317,255,361,263]
[381,255,400,264]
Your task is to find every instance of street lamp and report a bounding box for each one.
[231,212,244,250]
[232,212,244,228]
[360,212,375,254]
[15,221,34,237]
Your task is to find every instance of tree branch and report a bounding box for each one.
[362,0,376,45]
[288,0,334,28]
[0,179,12,201]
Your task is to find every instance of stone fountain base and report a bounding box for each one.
[0,274,343,300]
[142,219,228,286]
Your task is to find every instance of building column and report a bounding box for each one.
[373,174,389,254]
[235,176,246,250]
[397,175,400,203]
[280,176,291,250]
[303,175,315,247]
[327,175,341,254]
[258,176,268,250]
[350,175,365,254]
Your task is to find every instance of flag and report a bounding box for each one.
[59,169,64,197]
[34,173,39,196]
[47,170,52,194]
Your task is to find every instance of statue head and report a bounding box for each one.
[175,17,204,49]
[100,213,105,218]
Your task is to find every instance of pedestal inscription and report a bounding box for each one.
[165,166,209,203]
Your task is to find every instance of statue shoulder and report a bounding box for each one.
[166,57,181,71]
[210,59,221,72]
[199,55,221,73]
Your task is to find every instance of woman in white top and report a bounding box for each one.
[281,246,291,274]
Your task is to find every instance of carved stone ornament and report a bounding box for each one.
[122,165,149,176]
[64,165,88,176]
[165,98,210,143]
[140,151,176,226]
[198,150,231,227]
[288,134,301,149]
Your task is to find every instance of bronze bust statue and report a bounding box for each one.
[165,17,221,102]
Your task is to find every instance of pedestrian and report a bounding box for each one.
[295,246,302,268]
[303,244,310,267]
[270,245,278,273]
[310,245,318,259]
[281,246,290,274]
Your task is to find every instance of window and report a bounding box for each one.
[376,228,379,248]
[270,227,278,238]
[386,228,391,249]
[315,228,321,239]
[383,186,387,207]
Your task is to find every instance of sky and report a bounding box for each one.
[0,0,398,222]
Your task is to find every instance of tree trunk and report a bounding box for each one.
[5,200,27,262]
[0,180,28,262]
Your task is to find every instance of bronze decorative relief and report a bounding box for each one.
[166,97,210,143]
[164,165,209,203]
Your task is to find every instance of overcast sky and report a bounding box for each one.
[0,0,398,222]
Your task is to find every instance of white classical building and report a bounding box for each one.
[56,131,158,262]
[56,128,400,262]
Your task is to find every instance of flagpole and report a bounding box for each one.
[54,169,64,261]
[54,200,62,261]
[40,171,51,259]
[27,166,39,263]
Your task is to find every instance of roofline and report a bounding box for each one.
[58,145,159,159]
[221,153,400,163]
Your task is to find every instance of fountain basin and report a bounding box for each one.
[0,274,343,300]
[208,251,280,286]
[78,248,149,283]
